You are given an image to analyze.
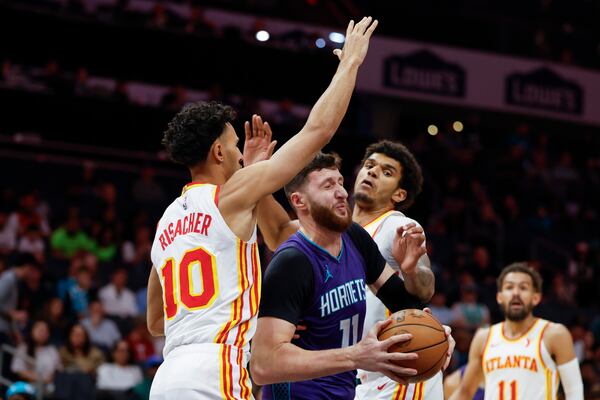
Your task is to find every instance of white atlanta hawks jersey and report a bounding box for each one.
[482,319,558,400]
[355,211,443,400]
[151,182,261,358]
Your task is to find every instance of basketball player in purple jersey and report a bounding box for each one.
[251,153,453,399]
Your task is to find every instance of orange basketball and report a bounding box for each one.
[377,309,448,383]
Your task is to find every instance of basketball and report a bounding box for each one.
[378,309,448,383]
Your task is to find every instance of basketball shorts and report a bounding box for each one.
[355,370,443,400]
[150,343,254,400]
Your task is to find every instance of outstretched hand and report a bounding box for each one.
[333,16,378,66]
[243,114,277,167]
[391,223,426,275]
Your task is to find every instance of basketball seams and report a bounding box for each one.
[379,322,445,337]
[391,338,449,353]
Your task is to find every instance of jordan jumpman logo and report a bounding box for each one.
[324,265,333,283]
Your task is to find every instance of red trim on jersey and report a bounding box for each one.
[538,321,551,370]
[214,185,221,206]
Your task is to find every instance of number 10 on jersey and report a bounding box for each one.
[161,247,218,319]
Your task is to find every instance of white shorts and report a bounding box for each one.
[150,343,254,400]
[355,371,443,400]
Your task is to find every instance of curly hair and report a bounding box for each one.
[361,140,423,211]
[162,101,237,168]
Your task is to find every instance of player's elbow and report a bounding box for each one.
[420,286,434,303]
[147,318,164,337]
[249,358,274,386]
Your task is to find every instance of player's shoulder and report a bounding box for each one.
[542,321,571,340]
[380,211,422,230]
[472,326,492,349]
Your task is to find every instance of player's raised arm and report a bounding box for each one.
[220,17,378,212]
[449,328,488,400]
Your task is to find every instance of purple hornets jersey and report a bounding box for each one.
[262,230,370,400]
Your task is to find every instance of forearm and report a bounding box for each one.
[251,342,355,385]
[257,195,298,251]
[402,266,435,302]
[146,268,165,336]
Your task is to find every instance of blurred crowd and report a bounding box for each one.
[0,116,599,398]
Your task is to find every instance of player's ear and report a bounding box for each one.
[532,291,541,307]
[496,291,503,306]
[391,188,407,205]
[210,139,224,164]
[290,192,306,211]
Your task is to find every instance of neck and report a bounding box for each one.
[189,163,227,186]
[503,314,537,338]
[352,202,394,226]
[298,219,343,257]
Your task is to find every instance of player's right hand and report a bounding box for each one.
[350,319,418,384]
[333,16,378,66]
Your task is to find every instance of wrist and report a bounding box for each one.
[339,57,362,69]
[345,344,360,370]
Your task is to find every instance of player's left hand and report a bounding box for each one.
[392,223,426,275]
[243,114,277,166]
[422,308,455,371]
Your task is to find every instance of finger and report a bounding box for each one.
[382,371,411,385]
[333,49,342,60]
[365,19,379,38]
[443,353,451,371]
[244,121,251,140]
[293,334,300,340]
[252,114,259,137]
[443,325,452,336]
[356,16,372,34]
[388,352,418,362]
[402,223,417,230]
[396,226,407,238]
[345,20,354,38]
[296,324,307,331]
[381,333,412,349]
[267,140,277,158]
[422,307,431,314]
[263,121,272,141]
[255,115,264,136]
[384,363,418,376]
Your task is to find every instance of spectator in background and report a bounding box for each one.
[99,268,138,319]
[0,254,38,345]
[451,283,490,331]
[131,355,162,400]
[6,192,50,238]
[126,317,154,364]
[42,298,69,346]
[93,226,118,263]
[59,324,104,375]
[51,212,95,259]
[131,168,166,221]
[96,340,143,395]
[18,262,53,321]
[81,301,121,354]
[11,320,61,394]
[17,225,45,264]
[428,291,454,326]
[0,208,17,255]
[65,267,96,319]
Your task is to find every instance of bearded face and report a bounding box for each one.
[308,197,352,233]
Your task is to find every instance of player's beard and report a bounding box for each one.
[502,298,533,322]
[309,199,352,233]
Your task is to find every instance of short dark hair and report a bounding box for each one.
[162,101,236,168]
[497,262,543,293]
[361,140,423,210]
[284,152,341,202]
